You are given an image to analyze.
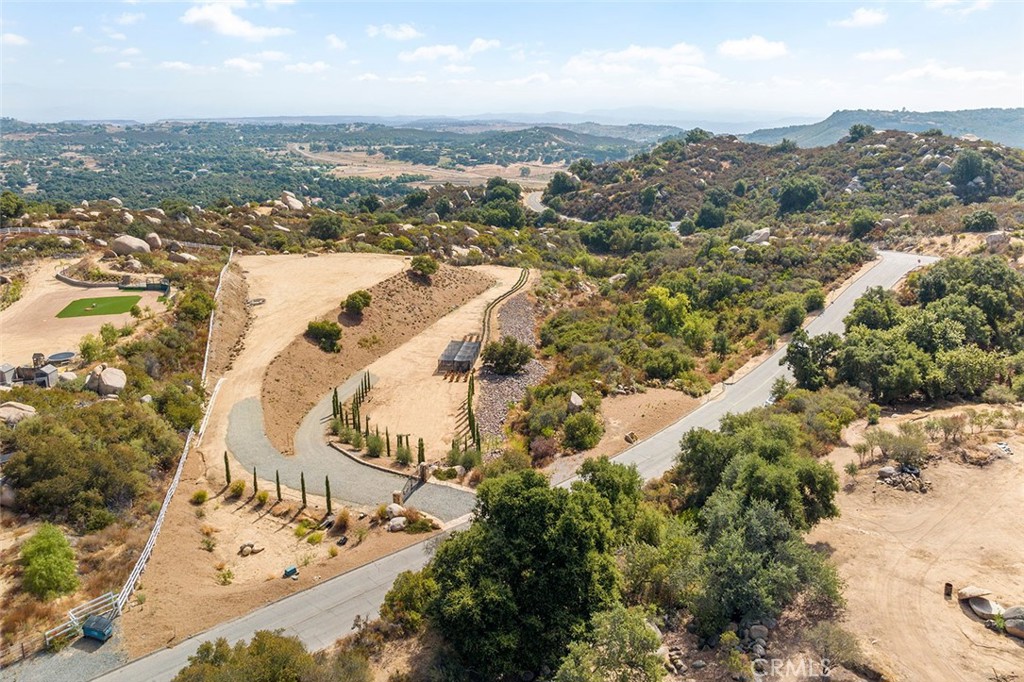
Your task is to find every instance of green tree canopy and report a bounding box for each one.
[555,604,666,682]
[21,523,79,600]
[481,336,534,374]
[307,214,344,240]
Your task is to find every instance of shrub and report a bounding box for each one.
[308,214,344,240]
[191,490,209,505]
[866,403,881,425]
[382,569,439,633]
[228,480,246,498]
[434,467,457,480]
[201,537,216,552]
[962,210,998,233]
[779,303,806,334]
[849,208,879,240]
[21,524,79,600]
[804,289,826,312]
[344,290,372,316]
[395,445,412,466]
[481,337,534,375]
[216,568,234,585]
[562,412,604,451]
[255,490,270,506]
[334,507,350,533]
[529,435,560,463]
[306,320,342,353]
[409,254,438,277]
[328,546,339,558]
[350,429,363,449]
[177,289,216,324]
[306,531,324,545]
[366,435,385,458]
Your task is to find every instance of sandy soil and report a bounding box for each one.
[260,265,495,454]
[119,450,435,658]
[545,389,700,483]
[203,262,250,380]
[0,260,166,365]
[355,265,525,455]
[288,145,563,190]
[809,407,1024,681]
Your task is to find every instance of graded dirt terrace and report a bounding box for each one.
[260,264,497,455]
[810,408,1024,682]
[0,260,166,365]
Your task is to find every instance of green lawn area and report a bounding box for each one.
[56,295,142,318]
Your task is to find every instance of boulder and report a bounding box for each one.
[1002,606,1024,620]
[121,212,135,225]
[567,391,584,414]
[749,624,770,640]
[968,597,1004,620]
[461,189,472,202]
[0,483,15,507]
[1005,618,1024,639]
[424,212,440,225]
[745,227,771,244]
[986,231,1009,250]
[281,192,304,211]
[451,245,470,258]
[58,372,78,383]
[140,394,153,404]
[124,258,143,272]
[94,238,108,247]
[108,197,124,207]
[111,235,151,255]
[167,240,182,252]
[609,273,627,284]
[145,232,162,250]
[0,401,37,426]
[878,466,897,479]
[57,236,73,247]
[936,161,952,175]
[462,226,480,239]
[388,516,408,532]
[386,503,406,519]
[168,251,199,264]
[147,207,167,217]
[957,585,992,600]
[85,366,127,396]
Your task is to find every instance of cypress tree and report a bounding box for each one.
[253,466,257,493]
[275,470,282,502]
[325,476,332,515]
[417,437,425,464]
[386,427,391,457]
[224,451,231,485]
[300,472,307,508]
[364,416,370,439]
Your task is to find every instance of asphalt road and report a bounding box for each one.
[90,249,934,682]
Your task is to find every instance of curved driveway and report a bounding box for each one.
[93,249,935,682]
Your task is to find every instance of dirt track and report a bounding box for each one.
[810,411,1024,681]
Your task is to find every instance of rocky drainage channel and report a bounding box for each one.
[956,586,1024,640]
[664,621,777,676]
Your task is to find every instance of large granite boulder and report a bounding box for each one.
[388,516,408,532]
[968,597,1004,620]
[281,191,304,211]
[145,232,163,250]
[85,365,127,396]
[111,235,151,256]
[567,392,585,414]
[0,401,37,426]
[169,251,199,264]
[386,503,406,519]
[1005,618,1024,639]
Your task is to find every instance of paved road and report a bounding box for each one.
[227,373,476,523]
[90,249,933,682]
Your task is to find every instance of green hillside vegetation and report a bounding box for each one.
[743,108,1024,149]
[550,130,1024,225]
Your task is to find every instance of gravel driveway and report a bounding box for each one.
[226,372,476,522]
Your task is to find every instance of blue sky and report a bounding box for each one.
[1,1,1021,122]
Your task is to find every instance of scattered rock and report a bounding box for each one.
[124,258,143,272]
[567,391,584,414]
[968,596,1004,620]
[744,227,771,244]
[1005,618,1024,639]
[936,161,952,175]
[168,251,199,264]
[111,235,151,255]
[1002,606,1024,620]
[0,401,37,426]
[58,372,77,383]
[85,365,127,396]
[140,394,153,404]
[878,466,897,479]
[424,212,440,225]
[957,585,992,600]
[692,660,706,670]
[145,232,163,250]
[388,516,408,532]
[386,503,406,519]
[94,238,108,247]
[986,231,1009,250]
[462,225,480,239]
[609,273,627,284]
[749,624,770,640]
[108,197,123,207]
[121,212,135,225]
[281,191,304,211]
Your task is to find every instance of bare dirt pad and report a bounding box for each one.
[809,411,1024,682]
[546,388,699,483]
[262,265,494,454]
[0,260,166,364]
[204,261,250,379]
[120,448,436,659]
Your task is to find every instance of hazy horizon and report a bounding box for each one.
[2,1,1021,123]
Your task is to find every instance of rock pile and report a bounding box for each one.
[84,364,127,396]
[877,466,931,493]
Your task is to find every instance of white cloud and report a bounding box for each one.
[121,47,141,56]
[856,48,904,61]
[831,8,888,28]
[885,60,1008,83]
[356,72,380,81]
[116,12,144,25]
[925,0,993,15]
[399,44,463,62]
[114,61,133,69]
[71,26,84,34]
[716,35,787,60]
[180,3,291,41]
[1,33,29,46]
[497,72,552,87]
[103,27,128,41]
[564,43,718,83]
[93,45,117,54]
[468,38,500,55]
[387,75,427,84]
[326,33,346,50]
[444,64,475,74]
[160,61,197,71]
[366,23,422,41]
[264,0,296,7]
[251,50,287,61]
[284,60,328,73]
[225,57,263,73]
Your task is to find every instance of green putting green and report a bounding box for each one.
[56,295,142,318]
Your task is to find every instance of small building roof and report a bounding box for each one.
[439,340,464,363]
[0,363,14,373]
[38,364,58,374]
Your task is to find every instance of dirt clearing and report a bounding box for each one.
[0,260,166,364]
[809,407,1024,681]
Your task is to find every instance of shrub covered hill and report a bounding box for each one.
[548,127,1024,226]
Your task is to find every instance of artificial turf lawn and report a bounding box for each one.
[56,295,142,318]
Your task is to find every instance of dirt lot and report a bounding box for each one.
[119,453,436,658]
[260,264,496,454]
[809,406,1024,681]
[0,260,166,364]
[355,265,524,455]
[289,145,563,190]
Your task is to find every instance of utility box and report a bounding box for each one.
[82,615,114,642]
[283,566,298,579]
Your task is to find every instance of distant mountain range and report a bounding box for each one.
[742,108,1024,149]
